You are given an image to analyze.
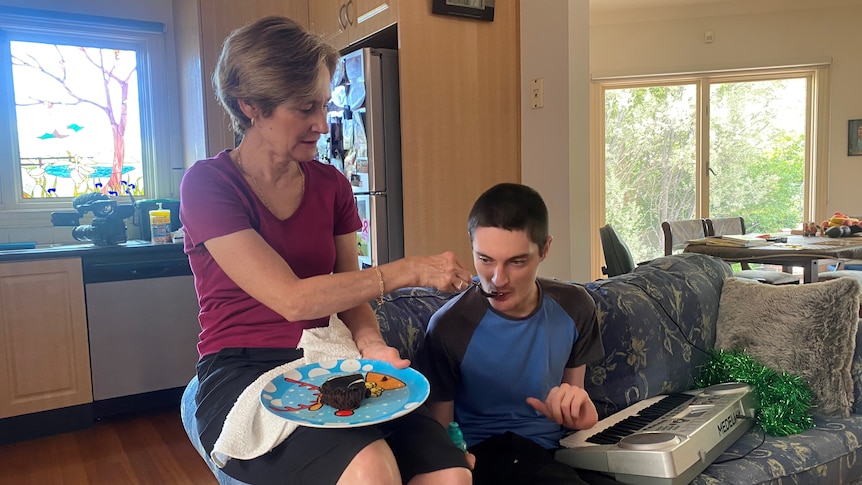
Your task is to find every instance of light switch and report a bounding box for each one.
[530,78,544,109]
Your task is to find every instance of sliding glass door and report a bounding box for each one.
[600,72,812,264]
[604,83,697,262]
[708,78,807,233]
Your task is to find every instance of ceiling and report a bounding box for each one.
[590,0,729,11]
[589,0,861,12]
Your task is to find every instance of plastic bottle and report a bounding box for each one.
[149,202,171,244]
[447,422,467,452]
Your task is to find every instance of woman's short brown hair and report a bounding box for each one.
[214,16,339,135]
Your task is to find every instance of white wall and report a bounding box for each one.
[0,0,174,24]
[521,0,862,281]
[590,0,862,229]
[520,0,592,282]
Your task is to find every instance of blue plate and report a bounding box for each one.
[260,359,430,428]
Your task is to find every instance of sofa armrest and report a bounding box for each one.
[371,288,453,361]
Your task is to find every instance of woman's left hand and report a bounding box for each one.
[359,341,410,369]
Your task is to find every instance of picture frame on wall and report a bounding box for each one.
[849,119,862,156]
[432,0,495,22]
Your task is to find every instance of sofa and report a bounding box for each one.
[181,253,862,484]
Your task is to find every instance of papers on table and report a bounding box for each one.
[687,234,771,248]
[812,236,862,247]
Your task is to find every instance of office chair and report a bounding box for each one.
[600,224,636,277]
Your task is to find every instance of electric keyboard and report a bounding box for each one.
[555,382,757,485]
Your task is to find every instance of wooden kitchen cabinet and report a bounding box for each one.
[175,0,310,158]
[0,258,91,418]
[309,0,398,51]
[397,2,520,264]
[308,0,347,49]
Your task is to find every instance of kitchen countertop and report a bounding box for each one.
[0,239,187,263]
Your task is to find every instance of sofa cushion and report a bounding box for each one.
[582,253,733,420]
[715,276,862,418]
[692,414,862,485]
[854,320,862,415]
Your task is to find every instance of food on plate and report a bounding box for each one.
[319,373,370,411]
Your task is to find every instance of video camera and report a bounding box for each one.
[60,193,135,246]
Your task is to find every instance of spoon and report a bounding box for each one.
[466,281,502,298]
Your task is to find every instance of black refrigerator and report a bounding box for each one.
[317,47,404,269]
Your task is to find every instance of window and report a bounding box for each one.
[12,41,142,199]
[0,7,176,212]
[594,66,828,264]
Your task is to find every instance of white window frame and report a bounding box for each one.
[0,7,178,219]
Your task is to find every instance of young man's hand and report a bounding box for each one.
[526,383,598,430]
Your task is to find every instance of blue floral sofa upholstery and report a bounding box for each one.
[373,253,862,484]
[181,253,862,484]
[581,254,862,484]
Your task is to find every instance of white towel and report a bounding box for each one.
[210,315,361,468]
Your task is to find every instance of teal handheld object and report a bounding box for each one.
[448,422,467,452]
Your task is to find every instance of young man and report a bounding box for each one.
[415,183,610,484]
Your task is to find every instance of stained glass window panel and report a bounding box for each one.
[11,41,143,198]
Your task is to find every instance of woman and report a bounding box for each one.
[180,16,473,485]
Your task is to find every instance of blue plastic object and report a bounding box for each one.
[448,422,467,452]
[0,242,36,250]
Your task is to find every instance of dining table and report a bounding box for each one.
[682,234,862,283]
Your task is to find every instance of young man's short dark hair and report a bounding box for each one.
[467,183,550,256]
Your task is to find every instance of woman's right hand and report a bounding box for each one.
[403,251,473,293]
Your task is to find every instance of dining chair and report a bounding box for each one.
[599,224,636,277]
[705,217,752,270]
[661,219,708,256]
[705,216,746,239]
[703,216,799,285]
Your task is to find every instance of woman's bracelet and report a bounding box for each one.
[373,265,385,307]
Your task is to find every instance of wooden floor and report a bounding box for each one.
[0,408,217,484]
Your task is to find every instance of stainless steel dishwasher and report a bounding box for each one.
[83,248,200,417]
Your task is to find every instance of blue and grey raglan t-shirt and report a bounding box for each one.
[415,278,604,449]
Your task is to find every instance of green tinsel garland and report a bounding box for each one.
[695,349,814,436]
